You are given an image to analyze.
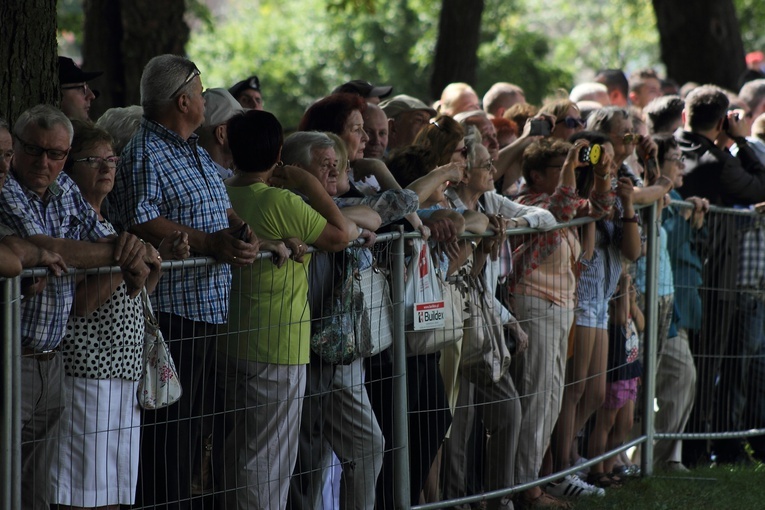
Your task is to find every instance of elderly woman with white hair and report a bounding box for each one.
[441,127,558,510]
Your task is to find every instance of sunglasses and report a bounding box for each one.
[622,133,644,144]
[453,145,469,158]
[15,134,69,161]
[555,116,585,129]
[169,64,201,99]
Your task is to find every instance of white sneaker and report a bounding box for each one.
[546,474,606,498]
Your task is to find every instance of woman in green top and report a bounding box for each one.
[217,109,359,510]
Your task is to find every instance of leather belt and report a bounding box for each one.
[21,347,59,361]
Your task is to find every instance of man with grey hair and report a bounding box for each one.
[362,102,389,159]
[195,88,244,178]
[738,78,765,126]
[0,104,149,509]
[110,54,260,508]
[380,94,435,150]
[482,82,526,118]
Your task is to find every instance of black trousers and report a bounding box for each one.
[135,313,218,510]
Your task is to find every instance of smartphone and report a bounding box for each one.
[233,223,250,241]
[528,118,552,137]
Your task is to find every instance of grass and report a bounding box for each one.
[569,463,765,510]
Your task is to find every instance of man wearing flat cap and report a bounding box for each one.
[332,79,393,104]
[379,94,436,150]
[58,56,102,122]
[229,75,264,110]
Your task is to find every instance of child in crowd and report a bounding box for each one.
[586,268,644,487]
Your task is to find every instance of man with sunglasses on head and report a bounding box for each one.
[0,105,151,510]
[110,54,260,509]
[58,56,102,122]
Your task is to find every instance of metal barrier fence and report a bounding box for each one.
[1,201,764,509]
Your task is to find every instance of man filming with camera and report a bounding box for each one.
[674,84,765,466]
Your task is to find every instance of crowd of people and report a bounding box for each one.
[2,52,765,510]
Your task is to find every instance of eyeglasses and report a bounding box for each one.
[555,116,585,129]
[74,156,120,169]
[169,64,201,99]
[666,155,685,163]
[453,145,469,158]
[476,159,495,170]
[14,134,69,161]
[1,149,13,162]
[431,119,444,130]
[61,83,93,96]
[621,133,644,144]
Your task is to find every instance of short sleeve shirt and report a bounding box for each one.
[110,118,232,324]
[0,171,112,350]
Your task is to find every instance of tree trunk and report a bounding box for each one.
[83,0,189,119]
[652,0,745,91]
[0,0,59,124]
[429,0,484,102]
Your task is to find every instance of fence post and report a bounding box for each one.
[391,228,411,508]
[1,276,21,509]
[641,202,659,476]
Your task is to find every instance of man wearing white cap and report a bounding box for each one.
[196,88,245,179]
[379,94,436,151]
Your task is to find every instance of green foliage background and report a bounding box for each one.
[57,0,765,130]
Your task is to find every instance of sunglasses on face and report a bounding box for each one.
[453,145,469,158]
[169,64,201,99]
[555,116,585,129]
[622,133,644,144]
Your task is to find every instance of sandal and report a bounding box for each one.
[586,471,623,488]
[522,490,573,509]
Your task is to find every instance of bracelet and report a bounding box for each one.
[594,171,610,181]
[621,214,639,223]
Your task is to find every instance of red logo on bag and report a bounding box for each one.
[419,247,429,278]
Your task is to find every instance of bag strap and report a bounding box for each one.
[140,287,159,326]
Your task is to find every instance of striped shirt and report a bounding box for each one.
[0,171,112,350]
[577,196,638,303]
[111,118,232,324]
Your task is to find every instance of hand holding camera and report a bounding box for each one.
[722,109,747,138]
